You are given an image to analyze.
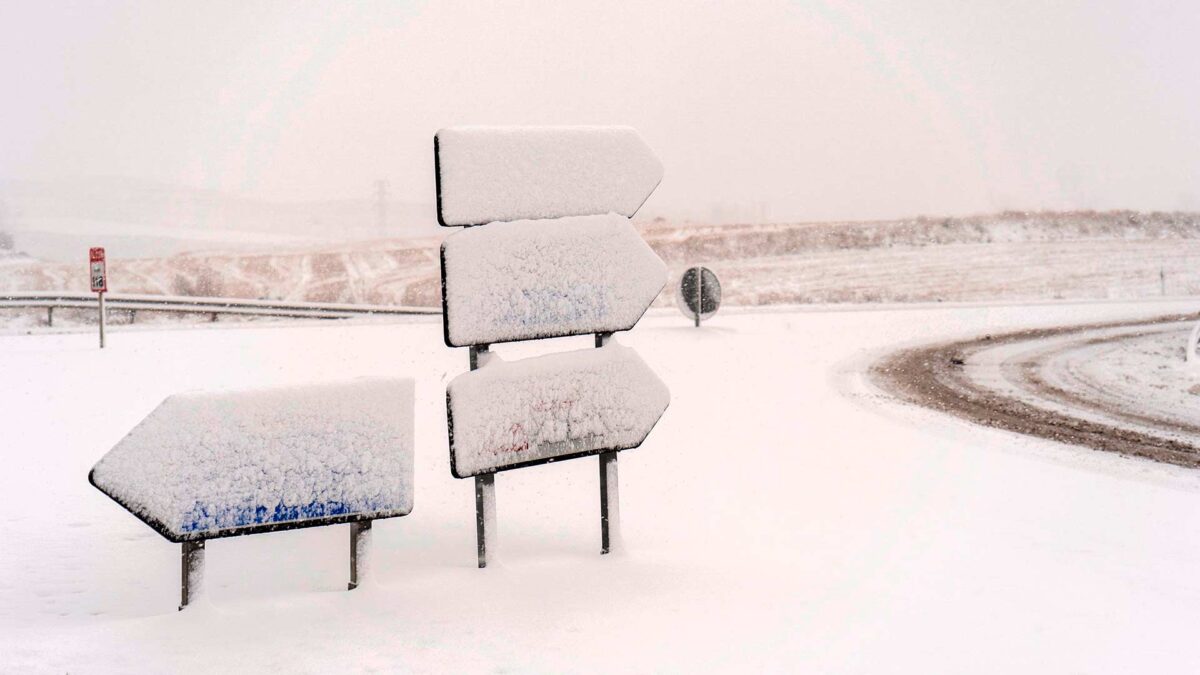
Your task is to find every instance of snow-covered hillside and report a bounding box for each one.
[4,212,1200,323]
[3,302,1200,672]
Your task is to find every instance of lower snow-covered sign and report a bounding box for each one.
[440,213,667,346]
[90,379,415,542]
[447,342,669,477]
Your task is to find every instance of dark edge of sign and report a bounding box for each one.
[446,395,669,479]
[434,133,448,227]
[439,242,454,348]
[87,468,411,544]
[441,270,668,348]
[446,388,461,477]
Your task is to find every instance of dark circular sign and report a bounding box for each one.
[676,266,721,323]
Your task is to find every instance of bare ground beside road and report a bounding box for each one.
[871,313,1200,468]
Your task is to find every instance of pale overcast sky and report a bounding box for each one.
[2,0,1198,221]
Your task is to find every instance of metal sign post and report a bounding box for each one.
[436,126,670,564]
[347,520,372,590]
[89,247,107,348]
[180,540,205,609]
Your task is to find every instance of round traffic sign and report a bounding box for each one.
[676,266,721,324]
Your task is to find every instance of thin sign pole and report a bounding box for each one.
[470,344,496,568]
[179,539,205,610]
[98,291,106,348]
[595,332,620,554]
[348,519,372,590]
[90,247,107,348]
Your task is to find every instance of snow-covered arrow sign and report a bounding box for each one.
[447,343,669,477]
[440,212,668,346]
[89,379,415,608]
[435,125,670,567]
[434,126,664,226]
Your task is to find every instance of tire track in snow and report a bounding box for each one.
[871,312,1200,467]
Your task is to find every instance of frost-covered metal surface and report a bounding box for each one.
[440,213,667,346]
[447,342,669,477]
[435,126,663,226]
[90,379,415,542]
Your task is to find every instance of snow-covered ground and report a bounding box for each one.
[3,301,1200,672]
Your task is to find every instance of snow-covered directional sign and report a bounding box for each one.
[447,343,669,477]
[90,379,415,542]
[436,124,669,566]
[440,213,667,346]
[434,126,663,226]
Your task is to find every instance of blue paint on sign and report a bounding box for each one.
[179,498,390,533]
[497,284,609,329]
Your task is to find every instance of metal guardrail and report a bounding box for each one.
[0,292,441,324]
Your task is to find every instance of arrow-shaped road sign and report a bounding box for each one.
[90,379,415,542]
[447,342,670,478]
[435,126,664,226]
[440,212,667,346]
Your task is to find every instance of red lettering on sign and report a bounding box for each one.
[489,423,530,455]
[89,247,105,262]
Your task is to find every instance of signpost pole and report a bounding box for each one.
[470,344,497,568]
[475,473,496,568]
[600,451,619,554]
[594,331,621,554]
[348,520,372,590]
[179,539,205,610]
[90,247,108,348]
[98,291,106,348]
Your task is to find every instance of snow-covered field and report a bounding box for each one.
[6,212,1200,319]
[4,301,1200,672]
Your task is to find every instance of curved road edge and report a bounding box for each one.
[869,312,1200,468]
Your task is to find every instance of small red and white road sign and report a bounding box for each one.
[89,247,107,292]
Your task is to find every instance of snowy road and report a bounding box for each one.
[874,313,1200,466]
[3,301,1200,672]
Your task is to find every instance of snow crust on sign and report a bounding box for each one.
[436,126,663,225]
[448,342,669,477]
[442,213,667,345]
[90,379,415,540]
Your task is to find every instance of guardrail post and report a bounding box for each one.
[179,539,205,610]
[347,520,372,590]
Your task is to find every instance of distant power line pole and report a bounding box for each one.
[375,180,389,232]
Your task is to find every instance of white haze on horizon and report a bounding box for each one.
[2,0,1198,225]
